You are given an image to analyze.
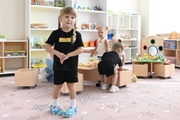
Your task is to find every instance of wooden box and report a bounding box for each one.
[61,73,83,94]
[108,69,132,86]
[15,68,38,87]
[153,63,175,77]
[133,62,149,77]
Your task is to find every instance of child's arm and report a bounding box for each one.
[45,43,65,60]
[121,54,126,65]
[118,66,124,71]
[83,49,91,53]
[60,47,83,64]
[105,39,109,52]
[90,44,98,57]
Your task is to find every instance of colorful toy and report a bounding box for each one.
[54,0,65,7]
[93,6,101,11]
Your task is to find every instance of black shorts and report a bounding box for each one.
[98,61,115,77]
[54,71,78,85]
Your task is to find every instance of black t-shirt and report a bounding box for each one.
[100,51,122,67]
[46,28,84,71]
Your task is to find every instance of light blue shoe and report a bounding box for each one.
[62,107,78,118]
[50,105,64,115]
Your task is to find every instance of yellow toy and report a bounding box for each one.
[132,74,138,82]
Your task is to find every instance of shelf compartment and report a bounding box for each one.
[4,58,28,71]
[163,49,176,57]
[4,42,28,57]
[31,51,47,65]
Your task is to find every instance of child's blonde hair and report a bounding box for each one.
[98,26,108,32]
[112,42,124,51]
[110,35,120,47]
[58,6,77,43]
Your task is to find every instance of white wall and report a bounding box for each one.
[107,0,138,14]
[138,0,180,37]
[0,0,24,39]
[137,0,149,38]
[149,0,180,35]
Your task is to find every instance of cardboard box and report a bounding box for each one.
[15,68,38,87]
[133,62,149,77]
[107,69,132,86]
[61,73,83,94]
[153,63,175,77]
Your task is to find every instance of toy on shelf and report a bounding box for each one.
[81,24,89,30]
[31,23,48,29]
[93,6,101,11]
[107,33,114,40]
[31,38,46,49]
[54,0,65,7]
[5,50,26,56]
[31,58,46,68]
[0,35,5,40]
[31,0,54,6]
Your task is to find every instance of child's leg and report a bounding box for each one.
[111,72,118,86]
[62,83,77,118]
[101,75,109,90]
[53,84,63,100]
[67,83,76,107]
[50,84,64,115]
[109,72,119,93]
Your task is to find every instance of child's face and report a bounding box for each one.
[98,29,106,39]
[60,14,76,28]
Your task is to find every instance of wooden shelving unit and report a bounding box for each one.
[0,39,29,75]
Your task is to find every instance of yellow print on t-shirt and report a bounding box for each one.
[59,37,71,42]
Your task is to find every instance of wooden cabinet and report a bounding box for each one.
[0,39,29,74]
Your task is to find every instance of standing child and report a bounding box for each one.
[110,35,126,66]
[45,6,84,117]
[98,42,124,93]
[90,26,109,59]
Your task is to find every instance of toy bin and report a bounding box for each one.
[153,63,175,77]
[15,68,38,87]
[133,62,149,77]
[61,73,83,94]
[5,50,26,56]
[164,40,177,49]
[166,56,176,64]
[107,69,132,87]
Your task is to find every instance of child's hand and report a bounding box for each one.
[60,54,70,64]
[118,67,124,71]
[90,54,93,57]
[56,52,66,60]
